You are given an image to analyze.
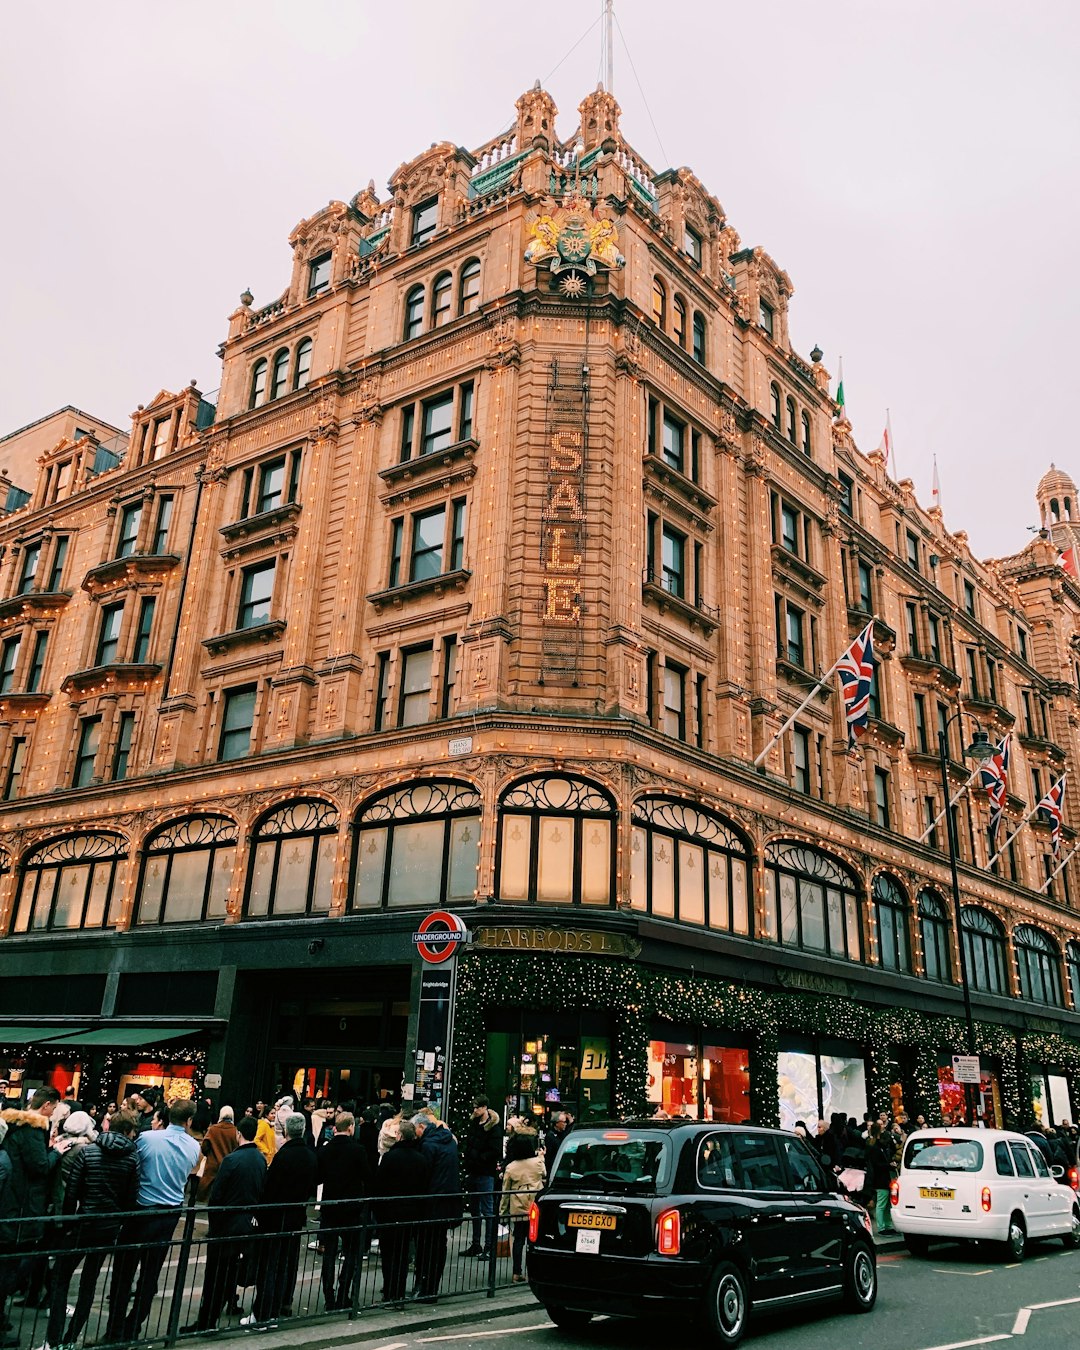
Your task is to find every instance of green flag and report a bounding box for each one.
[835,356,845,412]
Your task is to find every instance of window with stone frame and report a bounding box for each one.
[246,799,339,919]
[12,833,126,933]
[353,780,480,910]
[873,873,911,972]
[136,815,238,925]
[497,775,614,907]
[764,841,862,961]
[630,797,750,934]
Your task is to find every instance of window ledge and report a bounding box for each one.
[0,691,51,717]
[641,577,718,635]
[642,454,717,518]
[898,653,962,691]
[0,590,71,623]
[847,608,897,649]
[219,502,301,545]
[379,439,478,504]
[60,662,162,696]
[368,569,471,614]
[82,554,180,597]
[771,543,827,591]
[1018,734,1067,764]
[864,715,905,751]
[201,620,287,657]
[964,697,1016,733]
[774,656,823,690]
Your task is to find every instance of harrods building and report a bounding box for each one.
[2,83,1080,1131]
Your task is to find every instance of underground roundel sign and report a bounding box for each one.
[412,910,468,964]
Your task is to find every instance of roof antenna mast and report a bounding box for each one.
[603,0,614,94]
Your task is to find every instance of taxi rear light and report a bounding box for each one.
[602,1130,629,1140]
[931,1137,953,1145]
[657,1208,681,1256]
[889,1178,899,1206]
[1069,1168,1079,1192]
[981,1186,992,1212]
[528,1201,539,1243]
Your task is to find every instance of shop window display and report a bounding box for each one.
[647,1034,751,1122]
[484,1012,612,1125]
[630,797,750,933]
[777,1038,867,1131]
[1030,1068,1072,1128]
[936,1053,1002,1126]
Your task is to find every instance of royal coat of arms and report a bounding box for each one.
[525,191,624,296]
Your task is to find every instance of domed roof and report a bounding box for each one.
[1037,463,1078,497]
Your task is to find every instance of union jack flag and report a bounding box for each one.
[1038,775,1067,858]
[978,734,1010,850]
[836,620,875,748]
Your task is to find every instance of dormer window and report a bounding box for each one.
[411,198,439,247]
[150,416,171,460]
[307,253,332,298]
[116,503,142,559]
[48,461,73,504]
[684,226,702,266]
[759,300,774,338]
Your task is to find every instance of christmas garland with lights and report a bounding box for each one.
[98,1045,208,1106]
[452,951,1080,1132]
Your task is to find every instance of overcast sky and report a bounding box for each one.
[1,1,1076,558]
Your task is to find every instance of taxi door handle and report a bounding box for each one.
[784,1215,816,1222]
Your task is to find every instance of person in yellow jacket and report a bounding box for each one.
[499,1129,545,1282]
[254,1106,277,1163]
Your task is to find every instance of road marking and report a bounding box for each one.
[419,1326,552,1343]
[1012,1309,1030,1335]
[1025,1295,1080,1309]
[917,1337,1012,1350]
[931,1267,994,1276]
[368,1343,409,1350]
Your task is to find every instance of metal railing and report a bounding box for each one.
[0,1189,538,1348]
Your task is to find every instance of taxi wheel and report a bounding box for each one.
[1002,1213,1026,1262]
[545,1305,593,1332]
[1062,1209,1080,1249]
[705,1261,748,1346]
[843,1240,877,1313]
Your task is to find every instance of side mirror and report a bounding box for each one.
[1051,1165,1064,1179]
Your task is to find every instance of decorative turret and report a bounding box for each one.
[515,81,558,149]
[577,84,620,152]
[1037,463,1079,538]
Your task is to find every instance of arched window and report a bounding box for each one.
[786,396,797,442]
[12,833,126,933]
[137,816,237,925]
[961,906,1009,995]
[873,873,911,972]
[918,888,952,982]
[498,776,614,907]
[652,278,667,329]
[459,259,481,315]
[1015,925,1063,1006]
[404,285,425,341]
[770,383,782,430]
[431,272,453,327]
[249,359,268,409]
[764,841,862,961]
[292,338,313,391]
[801,410,811,456]
[269,348,290,401]
[246,799,339,919]
[1067,940,1080,1007]
[673,296,687,348]
[353,780,480,910]
[630,797,750,933]
[691,312,706,365]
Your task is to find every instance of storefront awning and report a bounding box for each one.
[0,1026,91,1045]
[41,1026,202,1048]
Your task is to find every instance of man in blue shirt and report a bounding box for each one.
[106,1098,202,1342]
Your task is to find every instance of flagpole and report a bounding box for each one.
[987,771,1069,870]
[916,766,980,844]
[753,618,875,769]
[1038,841,1079,893]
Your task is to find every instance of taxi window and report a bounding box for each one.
[1010,1143,1036,1178]
[731,1132,787,1192]
[994,1142,1015,1176]
[904,1138,983,1172]
[1030,1149,1050,1178]
[698,1134,741,1189]
[778,1135,830,1193]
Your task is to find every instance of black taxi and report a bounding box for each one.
[527,1120,876,1346]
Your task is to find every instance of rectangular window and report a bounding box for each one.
[441,637,457,718]
[963,579,977,617]
[73,716,102,788]
[874,767,890,828]
[661,413,685,474]
[793,726,810,794]
[111,711,135,782]
[450,499,466,571]
[26,632,47,693]
[400,405,416,462]
[692,314,706,364]
[219,685,257,762]
[421,392,454,456]
[868,666,881,719]
[388,518,404,588]
[838,472,854,517]
[661,525,686,598]
[695,673,706,748]
[4,737,26,800]
[780,503,799,555]
[1022,690,1034,736]
[117,504,142,558]
[924,797,939,850]
[133,597,156,663]
[662,663,686,740]
[759,300,774,337]
[857,559,873,612]
[151,417,171,460]
[152,495,174,554]
[238,560,276,629]
[914,693,928,753]
[373,652,390,731]
[46,536,68,591]
[905,602,919,655]
[966,648,980,699]
[0,638,20,695]
[985,656,997,701]
[411,198,439,247]
[410,506,446,582]
[684,226,702,265]
[16,543,41,595]
[906,530,920,572]
[928,613,942,663]
[308,252,332,297]
[96,602,124,666]
[256,456,286,514]
[1018,628,1029,663]
[458,382,474,441]
[50,460,72,502]
[786,605,805,667]
[937,702,951,757]
[399,646,433,727]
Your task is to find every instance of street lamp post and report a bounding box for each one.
[937,715,996,1126]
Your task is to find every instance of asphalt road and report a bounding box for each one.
[361,1239,1080,1350]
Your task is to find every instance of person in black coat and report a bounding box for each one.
[462,1097,501,1257]
[373,1121,431,1306]
[48,1111,139,1348]
[316,1112,373,1310]
[187,1115,266,1330]
[249,1114,317,1324]
[412,1110,463,1302]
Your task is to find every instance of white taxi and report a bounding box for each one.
[891,1127,1080,1260]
